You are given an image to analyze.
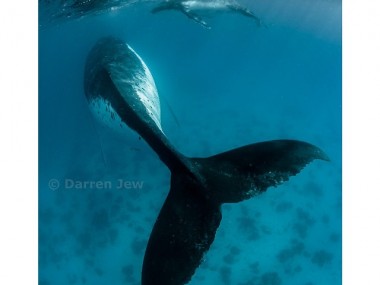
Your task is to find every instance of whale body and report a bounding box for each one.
[39,0,148,27]
[84,37,329,285]
[151,0,262,29]
[39,0,261,29]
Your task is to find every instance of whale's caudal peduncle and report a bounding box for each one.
[84,37,329,285]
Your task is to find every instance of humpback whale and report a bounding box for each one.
[39,0,260,29]
[39,0,149,26]
[151,0,262,29]
[84,37,329,285]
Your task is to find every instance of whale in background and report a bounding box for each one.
[84,37,329,285]
[39,0,150,27]
[151,0,262,29]
[39,0,262,29]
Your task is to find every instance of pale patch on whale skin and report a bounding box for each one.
[109,44,163,133]
[181,0,231,11]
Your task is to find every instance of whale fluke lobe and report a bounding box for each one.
[193,140,330,203]
[84,37,329,285]
[142,173,222,285]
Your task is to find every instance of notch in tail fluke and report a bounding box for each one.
[84,37,329,285]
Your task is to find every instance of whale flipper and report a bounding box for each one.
[226,4,262,27]
[182,9,211,29]
[151,1,211,29]
[84,37,329,285]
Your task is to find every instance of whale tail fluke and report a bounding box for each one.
[142,139,329,284]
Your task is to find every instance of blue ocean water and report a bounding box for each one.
[39,0,342,284]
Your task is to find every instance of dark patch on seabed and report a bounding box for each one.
[39,0,342,284]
